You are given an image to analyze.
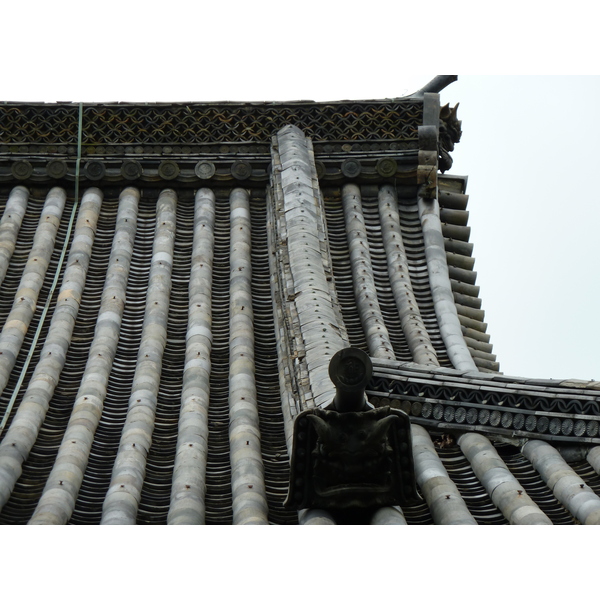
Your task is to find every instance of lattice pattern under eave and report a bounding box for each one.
[0,102,423,146]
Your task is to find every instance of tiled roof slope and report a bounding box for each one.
[1,79,599,524]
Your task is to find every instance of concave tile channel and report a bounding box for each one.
[203,193,233,524]
[496,443,574,525]
[323,193,368,353]
[136,193,192,524]
[249,194,297,524]
[397,199,451,367]
[360,191,412,361]
[437,442,507,524]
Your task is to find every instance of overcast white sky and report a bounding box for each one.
[443,76,600,381]
[2,7,599,386]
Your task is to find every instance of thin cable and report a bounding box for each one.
[0,104,84,436]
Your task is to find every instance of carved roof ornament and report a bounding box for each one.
[285,349,420,515]
[439,103,461,173]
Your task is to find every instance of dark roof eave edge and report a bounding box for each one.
[407,75,458,99]
[1,77,457,107]
[1,98,425,108]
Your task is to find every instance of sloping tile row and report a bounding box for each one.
[322,183,457,369]
[438,176,498,372]
[401,428,600,525]
[0,184,295,524]
[0,188,100,512]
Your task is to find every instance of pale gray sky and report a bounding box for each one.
[443,76,600,381]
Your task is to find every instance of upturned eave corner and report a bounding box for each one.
[409,75,462,175]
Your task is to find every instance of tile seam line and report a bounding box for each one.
[0,103,83,436]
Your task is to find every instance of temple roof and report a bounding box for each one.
[1,78,600,525]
